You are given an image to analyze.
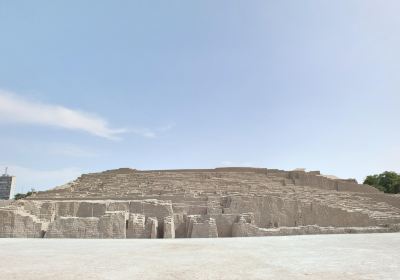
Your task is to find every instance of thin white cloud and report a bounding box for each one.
[128,123,175,138]
[0,90,126,140]
[129,128,157,138]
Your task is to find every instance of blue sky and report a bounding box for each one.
[0,1,399,192]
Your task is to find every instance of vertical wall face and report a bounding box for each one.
[98,212,126,238]
[2,197,400,238]
[224,196,374,228]
[0,175,15,200]
[46,217,100,238]
[126,214,146,238]
[186,216,219,238]
[145,217,158,238]
[163,216,175,238]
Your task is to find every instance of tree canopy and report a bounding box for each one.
[14,189,37,200]
[364,171,400,194]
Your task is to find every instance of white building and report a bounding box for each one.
[0,169,16,200]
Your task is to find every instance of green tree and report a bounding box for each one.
[14,193,27,200]
[14,188,37,200]
[363,171,400,194]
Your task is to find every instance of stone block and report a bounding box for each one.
[145,217,158,238]
[129,200,173,220]
[163,216,175,238]
[173,213,186,238]
[0,209,44,238]
[127,213,146,238]
[99,211,126,238]
[107,201,130,212]
[46,217,100,238]
[187,215,218,238]
[76,202,107,217]
[55,201,79,217]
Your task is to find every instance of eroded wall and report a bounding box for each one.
[2,195,399,238]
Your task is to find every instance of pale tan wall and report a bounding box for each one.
[46,212,126,238]
[163,216,175,238]
[225,196,374,228]
[98,212,126,238]
[126,213,146,238]
[46,217,100,238]
[0,209,43,238]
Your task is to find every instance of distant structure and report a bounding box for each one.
[1,167,400,238]
[0,168,16,200]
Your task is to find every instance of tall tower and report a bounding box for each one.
[0,168,16,200]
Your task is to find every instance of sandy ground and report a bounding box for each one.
[1,233,399,280]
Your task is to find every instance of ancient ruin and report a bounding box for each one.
[1,167,400,238]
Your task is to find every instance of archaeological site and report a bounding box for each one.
[1,167,400,239]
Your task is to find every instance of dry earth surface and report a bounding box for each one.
[1,233,399,280]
